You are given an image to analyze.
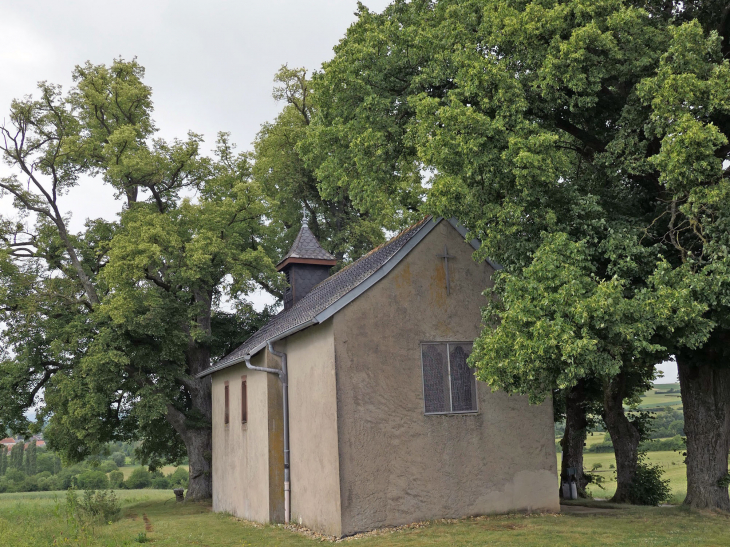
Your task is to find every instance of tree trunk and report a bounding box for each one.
[165,370,213,500]
[175,299,215,500]
[183,427,213,501]
[602,374,641,503]
[677,354,730,511]
[560,382,590,497]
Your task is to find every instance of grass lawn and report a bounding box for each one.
[1,490,730,546]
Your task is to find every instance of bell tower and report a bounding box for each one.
[277,226,337,310]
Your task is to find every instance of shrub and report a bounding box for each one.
[125,467,152,489]
[108,470,125,489]
[77,470,110,490]
[628,453,671,506]
[4,467,26,483]
[152,475,170,489]
[21,475,39,492]
[37,475,55,491]
[111,452,126,468]
[54,470,77,490]
[167,467,188,489]
[67,489,121,524]
[100,461,118,473]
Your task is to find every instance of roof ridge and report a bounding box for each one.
[200,215,436,377]
[307,215,432,290]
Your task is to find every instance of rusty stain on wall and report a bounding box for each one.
[429,261,448,310]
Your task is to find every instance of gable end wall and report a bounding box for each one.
[332,220,559,535]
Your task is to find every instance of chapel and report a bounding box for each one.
[199,216,559,537]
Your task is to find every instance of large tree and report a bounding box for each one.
[0,59,280,498]
[253,66,388,264]
[302,0,730,509]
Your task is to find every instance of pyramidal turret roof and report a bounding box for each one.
[276,225,337,271]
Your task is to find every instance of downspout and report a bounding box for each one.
[243,343,291,525]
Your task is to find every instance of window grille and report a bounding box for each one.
[421,342,477,414]
[224,383,230,425]
[241,378,247,424]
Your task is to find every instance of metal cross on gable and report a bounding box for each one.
[437,244,455,295]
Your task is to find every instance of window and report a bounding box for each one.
[421,342,477,414]
[224,382,230,425]
[241,377,247,424]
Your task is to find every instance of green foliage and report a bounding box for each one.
[9,443,23,471]
[167,467,188,489]
[24,439,37,475]
[151,474,170,490]
[76,470,110,490]
[99,461,118,474]
[472,233,707,402]
[641,436,686,453]
[254,66,388,266]
[0,445,7,475]
[36,452,62,475]
[125,467,152,490]
[66,488,121,525]
[110,452,126,468]
[305,2,730,506]
[305,0,730,396]
[646,409,684,439]
[0,59,283,495]
[108,471,125,489]
[628,454,671,506]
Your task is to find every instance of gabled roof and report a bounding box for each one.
[198,217,499,378]
[276,225,337,271]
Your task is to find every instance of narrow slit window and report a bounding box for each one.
[241,378,247,424]
[421,342,477,414]
[224,382,230,425]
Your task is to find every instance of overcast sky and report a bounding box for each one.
[0,0,678,383]
[0,1,392,226]
[0,1,392,316]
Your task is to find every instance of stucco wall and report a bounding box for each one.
[211,352,283,522]
[277,319,342,536]
[333,220,559,535]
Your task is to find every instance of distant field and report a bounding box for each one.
[557,449,691,502]
[118,464,188,479]
[555,383,692,501]
[639,383,682,410]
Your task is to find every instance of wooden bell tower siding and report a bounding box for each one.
[276,225,337,310]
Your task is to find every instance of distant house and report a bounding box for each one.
[0,438,15,451]
[200,217,559,536]
[0,437,44,452]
